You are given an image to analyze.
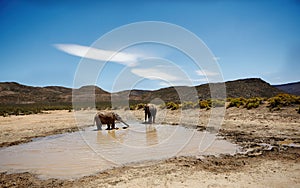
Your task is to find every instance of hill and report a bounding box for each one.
[0,82,110,104]
[0,78,286,105]
[273,81,300,96]
[0,82,71,104]
[137,78,284,102]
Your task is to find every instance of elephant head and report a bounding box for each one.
[112,112,130,128]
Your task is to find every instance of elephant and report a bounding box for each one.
[144,104,157,123]
[94,111,130,130]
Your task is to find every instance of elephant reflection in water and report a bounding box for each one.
[96,125,158,147]
[146,125,158,146]
[97,129,127,145]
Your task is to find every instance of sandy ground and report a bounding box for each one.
[0,105,299,187]
[0,110,93,147]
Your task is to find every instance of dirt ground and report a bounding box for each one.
[0,110,93,147]
[0,105,299,187]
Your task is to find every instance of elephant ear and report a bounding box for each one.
[113,112,122,121]
[97,112,104,119]
[112,112,118,119]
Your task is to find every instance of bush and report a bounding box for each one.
[268,97,281,108]
[136,103,146,110]
[129,105,135,110]
[227,98,246,108]
[199,100,211,109]
[227,97,264,109]
[211,99,225,108]
[245,101,260,109]
[128,103,146,110]
[244,97,263,109]
[268,94,300,109]
[165,102,180,110]
[181,101,197,109]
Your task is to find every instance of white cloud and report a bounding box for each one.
[131,65,203,87]
[131,67,179,81]
[54,43,140,67]
[195,69,219,76]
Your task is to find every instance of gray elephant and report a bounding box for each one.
[94,111,130,130]
[144,104,157,123]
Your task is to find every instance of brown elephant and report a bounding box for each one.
[144,104,157,123]
[94,111,130,130]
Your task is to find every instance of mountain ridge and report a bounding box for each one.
[273,81,300,96]
[0,78,293,105]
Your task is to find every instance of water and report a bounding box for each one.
[0,123,240,179]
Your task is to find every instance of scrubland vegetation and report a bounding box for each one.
[1,94,299,117]
[267,93,300,109]
[227,97,265,109]
[0,103,72,117]
[128,94,300,112]
[226,94,300,110]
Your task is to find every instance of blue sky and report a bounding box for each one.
[0,0,299,91]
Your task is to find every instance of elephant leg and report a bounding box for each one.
[153,115,156,123]
[146,113,150,123]
[149,115,153,123]
[106,124,111,130]
[111,122,116,129]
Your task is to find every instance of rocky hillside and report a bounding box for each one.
[0,78,286,105]
[136,78,284,102]
[0,82,110,104]
[273,81,300,96]
[0,82,71,104]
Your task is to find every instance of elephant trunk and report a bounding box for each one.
[120,120,130,127]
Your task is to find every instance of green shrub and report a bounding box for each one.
[211,99,225,107]
[136,103,146,110]
[268,96,281,108]
[245,101,260,109]
[227,98,246,108]
[199,100,211,109]
[244,97,263,109]
[128,103,146,110]
[165,102,180,110]
[268,94,300,109]
[226,98,232,102]
[181,101,197,109]
[129,105,135,110]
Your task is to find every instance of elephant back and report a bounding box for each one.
[97,111,115,124]
[148,104,157,114]
[148,104,157,110]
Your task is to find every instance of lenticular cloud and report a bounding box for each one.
[54,43,140,67]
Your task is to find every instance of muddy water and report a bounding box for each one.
[0,123,240,179]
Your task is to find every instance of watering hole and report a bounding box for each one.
[0,123,240,179]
